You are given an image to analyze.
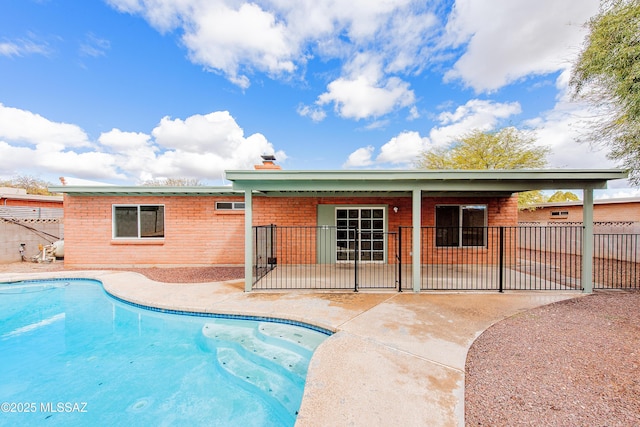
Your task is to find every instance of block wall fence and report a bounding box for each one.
[0,219,64,263]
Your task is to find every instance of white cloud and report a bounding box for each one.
[0,104,285,184]
[595,188,640,199]
[107,0,434,120]
[430,99,522,146]
[79,33,111,57]
[108,0,298,86]
[296,104,326,122]
[0,103,90,149]
[99,128,152,151]
[376,131,430,164]
[181,3,296,86]
[141,111,284,180]
[98,129,158,180]
[152,112,245,154]
[318,75,415,120]
[528,103,614,170]
[0,140,124,180]
[443,0,600,92]
[344,131,429,169]
[0,38,49,58]
[343,98,523,169]
[343,145,375,168]
[407,106,420,121]
[521,71,617,171]
[534,117,611,170]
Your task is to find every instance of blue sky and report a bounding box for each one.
[0,0,637,197]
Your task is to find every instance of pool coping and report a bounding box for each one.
[0,269,580,427]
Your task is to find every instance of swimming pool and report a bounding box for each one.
[0,279,330,426]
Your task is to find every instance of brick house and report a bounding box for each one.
[0,187,63,210]
[519,197,640,225]
[50,167,626,292]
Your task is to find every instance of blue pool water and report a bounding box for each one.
[0,279,329,427]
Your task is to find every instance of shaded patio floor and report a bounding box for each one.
[253,262,581,291]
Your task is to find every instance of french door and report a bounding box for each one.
[335,207,386,262]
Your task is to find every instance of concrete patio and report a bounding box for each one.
[0,268,579,426]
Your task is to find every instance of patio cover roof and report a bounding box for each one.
[224,168,628,294]
[47,185,239,196]
[50,169,628,197]
[225,169,628,196]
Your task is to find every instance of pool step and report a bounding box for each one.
[202,321,309,377]
[216,346,300,419]
[257,323,327,353]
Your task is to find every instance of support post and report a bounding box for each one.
[398,227,403,292]
[244,189,253,292]
[353,226,359,292]
[582,188,594,293]
[412,189,421,292]
[499,226,504,293]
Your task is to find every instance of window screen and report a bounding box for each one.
[114,205,164,238]
[435,205,487,247]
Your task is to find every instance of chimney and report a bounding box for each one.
[254,154,281,170]
[59,177,67,185]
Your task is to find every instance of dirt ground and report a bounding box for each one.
[0,261,245,282]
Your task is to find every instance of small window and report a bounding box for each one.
[435,205,487,247]
[113,205,164,239]
[550,210,569,217]
[216,202,245,210]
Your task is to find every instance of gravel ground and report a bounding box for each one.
[465,290,640,426]
[0,262,245,283]
[2,262,638,425]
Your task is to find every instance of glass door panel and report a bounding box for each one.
[336,207,385,262]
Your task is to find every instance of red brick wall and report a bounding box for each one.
[63,193,519,267]
[63,195,246,267]
[519,201,640,223]
[419,196,518,265]
[1,198,63,208]
[255,195,518,266]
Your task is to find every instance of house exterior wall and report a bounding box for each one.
[0,188,63,209]
[62,193,519,267]
[1,198,63,208]
[63,195,246,267]
[252,194,518,267]
[519,201,640,224]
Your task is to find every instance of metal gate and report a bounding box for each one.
[252,225,399,290]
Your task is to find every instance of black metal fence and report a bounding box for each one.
[253,224,639,291]
[399,226,584,291]
[594,233,640,288]
[253,225,399,290]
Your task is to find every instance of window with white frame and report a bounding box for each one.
[435,205,487,247]
[215,202,245,211]
[113,205,164,238]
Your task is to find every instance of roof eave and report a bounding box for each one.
[225,169,628,193]
[47,185,240,196]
